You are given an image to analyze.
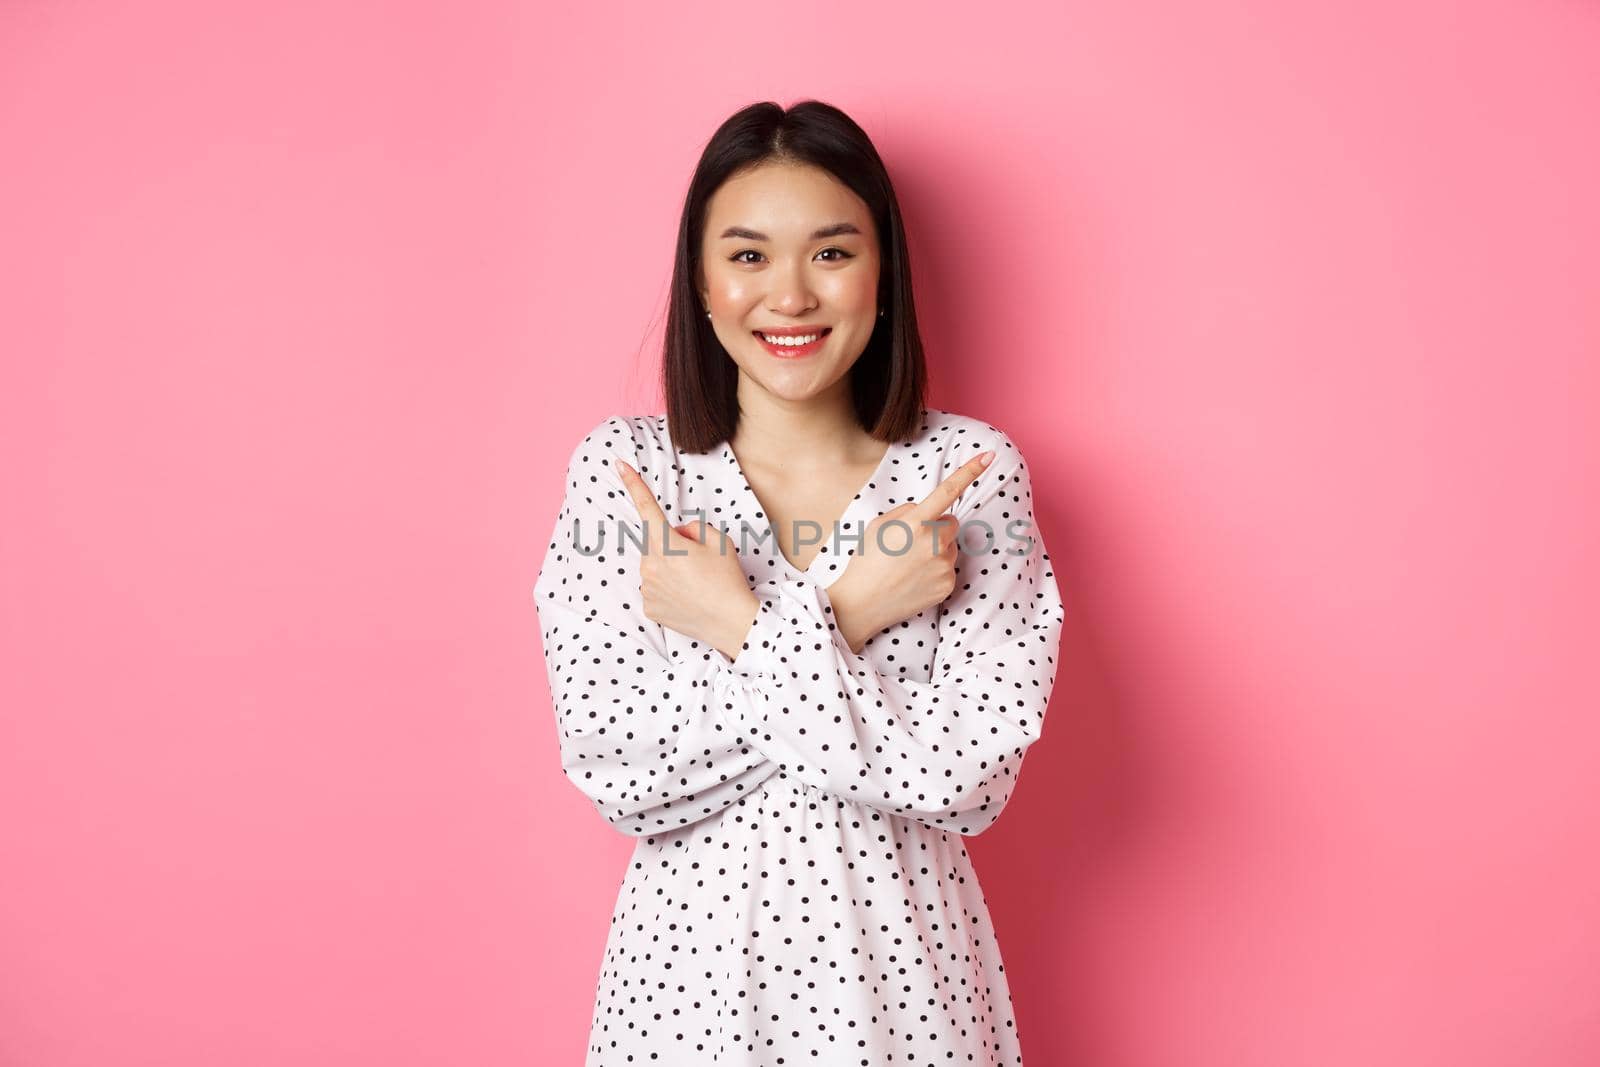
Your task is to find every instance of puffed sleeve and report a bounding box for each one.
[532,416,780,837]
[709,433,1066,836]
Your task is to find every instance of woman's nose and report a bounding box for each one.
[765,264,816,315]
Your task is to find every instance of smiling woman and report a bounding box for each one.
[532,99,1066,1067]
[665,103,927,452]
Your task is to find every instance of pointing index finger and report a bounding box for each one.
[915,450,995,518]
[611,453,669,529]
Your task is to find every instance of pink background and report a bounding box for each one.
[3,2,1597,1064]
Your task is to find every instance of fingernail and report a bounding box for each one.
[979,450,995,467]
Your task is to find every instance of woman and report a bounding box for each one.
[533,99,1066,1066]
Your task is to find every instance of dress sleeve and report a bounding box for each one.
[708,436,1066,836]
[532,416,780,837]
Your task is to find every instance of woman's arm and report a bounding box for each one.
[821,574,896,656]
[711,440,1068,836]
[533,416,780,838]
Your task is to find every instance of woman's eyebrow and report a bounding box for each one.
[717,222,863,241]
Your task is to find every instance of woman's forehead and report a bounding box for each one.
[707,163,870,229]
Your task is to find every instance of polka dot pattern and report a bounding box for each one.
[533,408,1066,1065]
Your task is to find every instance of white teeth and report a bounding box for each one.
[759,332,822,346]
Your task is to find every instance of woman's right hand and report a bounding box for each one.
[826,449,995,653]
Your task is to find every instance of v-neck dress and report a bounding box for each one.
[532,407,1067,1066]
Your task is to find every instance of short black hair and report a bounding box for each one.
[663,99,928,453]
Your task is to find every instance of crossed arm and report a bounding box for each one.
[532,416,1066,838]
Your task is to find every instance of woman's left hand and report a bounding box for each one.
[613,456,759,660]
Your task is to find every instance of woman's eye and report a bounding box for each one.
[729,248,854,265]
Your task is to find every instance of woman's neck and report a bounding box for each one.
[729,381,873,471]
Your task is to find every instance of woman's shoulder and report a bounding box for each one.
[559,414,679,488]
[564,412,669,452]
[920,407,1027,467]
[561,414,634,467]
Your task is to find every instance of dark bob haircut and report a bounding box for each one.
[663,99,928,454]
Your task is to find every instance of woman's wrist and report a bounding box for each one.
[718,590,761,662]
[822,571,876,655]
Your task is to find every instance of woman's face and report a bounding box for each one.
[698,161,882,404]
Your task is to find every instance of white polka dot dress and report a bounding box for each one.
[532,407,1067,1065]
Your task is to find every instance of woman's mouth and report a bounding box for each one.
[754,327,831,359]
